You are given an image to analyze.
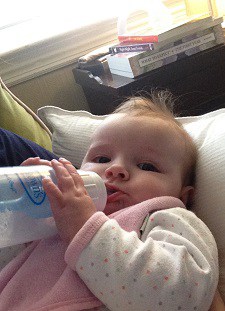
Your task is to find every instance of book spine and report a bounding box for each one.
[118,17,223,45]
[138,32,216,68]
[118,35,159,44]
[108,26,223,78]
[109,43,155,54]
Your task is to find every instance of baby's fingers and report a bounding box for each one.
[51,159,83,192]
[21,157,52,167]
[58,158,84,184]
[42,177,63,206]
[21,157,40,166]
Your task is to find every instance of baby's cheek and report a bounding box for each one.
[80,162,94,171]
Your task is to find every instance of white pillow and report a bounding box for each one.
[38,106,106,168]
[38,106,225,300]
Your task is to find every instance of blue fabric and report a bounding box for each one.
[0,128,58,166]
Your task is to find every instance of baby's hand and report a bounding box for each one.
[42,158,97,243]
[21,157,52,167]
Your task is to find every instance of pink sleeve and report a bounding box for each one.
[65,211,109,269]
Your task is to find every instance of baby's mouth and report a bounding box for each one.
[105,184,120,195]
[105,184,125,203]
[106,187,117,195]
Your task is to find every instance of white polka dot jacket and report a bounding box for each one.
[0,196,218,311]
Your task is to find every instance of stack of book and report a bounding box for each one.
[107,16,224,78]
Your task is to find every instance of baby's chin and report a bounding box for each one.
[104,201,127,215]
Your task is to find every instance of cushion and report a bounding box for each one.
[38,105,225,300]
[0,77,52,151]
[179,111,225,301]
[38,106,106,168]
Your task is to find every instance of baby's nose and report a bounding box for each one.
[105,164,129,180]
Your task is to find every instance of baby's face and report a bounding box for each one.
[81,114,187,215]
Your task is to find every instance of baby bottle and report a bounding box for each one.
[0,165,107,248]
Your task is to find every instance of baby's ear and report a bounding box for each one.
[180,186,195,209]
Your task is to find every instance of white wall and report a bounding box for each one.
[9,63,90,113]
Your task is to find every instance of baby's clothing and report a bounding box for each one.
[0,196,218,311]
[0,244,27,270]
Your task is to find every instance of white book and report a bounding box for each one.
[107,24,224,78]
[139,32,216,67]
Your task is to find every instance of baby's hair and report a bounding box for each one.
[113,90,198,194]
[113,90,178,121]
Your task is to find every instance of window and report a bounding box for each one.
[0,0,224,86]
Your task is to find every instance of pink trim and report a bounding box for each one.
[65,212,109,268]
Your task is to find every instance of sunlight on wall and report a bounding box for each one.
[1,0,224,56]
[185,0,225,17]
[1,0,173,30]
[1,0,128,28]
[117,0,173,35]
[211,0,225,17]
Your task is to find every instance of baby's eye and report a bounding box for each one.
[95,156,111,163]
[138,163,159,172]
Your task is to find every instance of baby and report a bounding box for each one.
[0,94,218,311]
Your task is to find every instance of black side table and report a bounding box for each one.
[73,44,225,116]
